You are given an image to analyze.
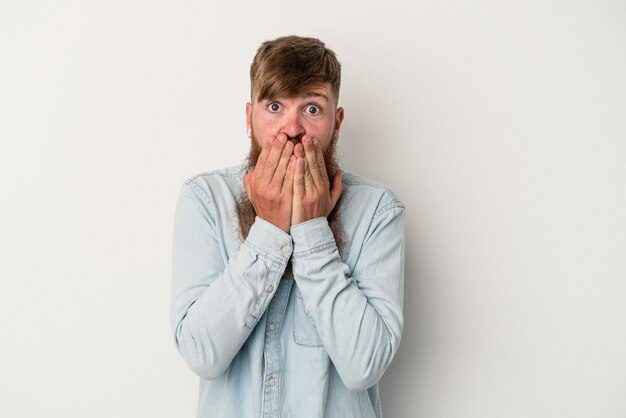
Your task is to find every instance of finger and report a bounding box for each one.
[271,139,294,187]
[312,137,330,184]
[282,155,296,196]
[294,142,304,159]
[302,135,324,188]
[262,134,288,182]
[303,157,314,193]
[293,142,312,189]
[243,173,253,199]
[253,137,274,179]
[329,172,343,210]
[294,156,305,200]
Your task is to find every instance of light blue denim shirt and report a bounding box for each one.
[171,164,405,418]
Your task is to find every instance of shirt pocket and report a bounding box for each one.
[293,286,324,347]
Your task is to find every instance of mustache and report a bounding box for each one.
[286,134,303,144]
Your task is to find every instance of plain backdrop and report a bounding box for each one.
[1,1,625,417]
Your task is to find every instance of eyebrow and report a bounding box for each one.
[260,91,330,103]
[302,92,329,102]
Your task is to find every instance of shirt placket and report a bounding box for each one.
[261,276,292,418]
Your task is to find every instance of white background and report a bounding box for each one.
[1,1,625,417]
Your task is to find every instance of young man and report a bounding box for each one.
[171,36,405,418]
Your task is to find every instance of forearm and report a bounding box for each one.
[290,211,405,391]
[171,180,293,379]
[173,227,290,379]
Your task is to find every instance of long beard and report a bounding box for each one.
[235,133,346,254]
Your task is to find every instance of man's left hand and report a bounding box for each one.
[292,135,343,226]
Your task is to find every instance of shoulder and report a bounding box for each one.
[181,164,246,199]
[184,164,246,187]
[341,171,404,216]
[176,164,246,220]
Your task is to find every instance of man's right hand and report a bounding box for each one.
[243,133,295,233]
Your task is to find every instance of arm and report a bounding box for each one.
[290,204,405,392]
[290,136,404,391]
[170,182,293,380]
[171,134,296,379]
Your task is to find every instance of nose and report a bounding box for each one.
[281,110,305,140]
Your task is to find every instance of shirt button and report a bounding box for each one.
[267,377,276,386]
[281,246,290,254]
[266,285,274,293]
[267,322,276,332]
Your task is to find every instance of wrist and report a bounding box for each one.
[261,216,290,233]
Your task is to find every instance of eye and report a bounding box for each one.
[306,105,320,115]
[268,102,281,112]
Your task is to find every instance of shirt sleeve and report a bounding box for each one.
[170,181,292,380]
[289,202,405,392]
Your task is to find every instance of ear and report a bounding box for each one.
[246,102,252,131]
[334,107,344,138]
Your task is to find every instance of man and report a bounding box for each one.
[171,35,405,418]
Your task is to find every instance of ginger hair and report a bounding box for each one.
[250,35,341,103]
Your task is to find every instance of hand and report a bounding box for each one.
[243,133,295,232]
[292,135,343,226]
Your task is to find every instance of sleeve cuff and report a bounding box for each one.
[290,217,336,255]
[245,216,293,263]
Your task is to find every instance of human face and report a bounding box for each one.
[246,83,344,153]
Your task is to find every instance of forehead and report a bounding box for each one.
[255,83,334,103]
